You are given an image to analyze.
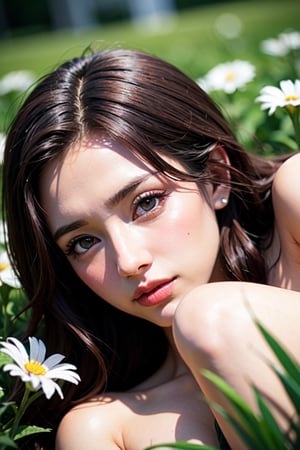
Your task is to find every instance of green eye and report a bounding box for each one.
[77,237,95,251]
[139,197,158,212]
[65,235,100,256]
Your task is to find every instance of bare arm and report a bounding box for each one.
[272,152,300,257]
[172,154,300,448]
[173,281,300,450]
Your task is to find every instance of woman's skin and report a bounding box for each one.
[40,137,229,327]
[174,152,300,448]
[40,135,300,449]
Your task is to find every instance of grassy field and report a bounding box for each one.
[0,0,299,79]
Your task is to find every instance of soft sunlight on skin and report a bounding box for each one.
[40,137,230,328]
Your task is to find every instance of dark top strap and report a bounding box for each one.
[215,420,232,450]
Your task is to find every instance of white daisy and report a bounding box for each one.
[0,250,21,288]
[0,337,81,399]
[198,60,256,94]
[0,70,35,96]
[261,37,289,57]
[261,31,300,57]
[256,79,300,115]
[281,31,300,51]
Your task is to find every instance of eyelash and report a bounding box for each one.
[64,236,99,258]
[64,190,168,258]
[133,190,168,219]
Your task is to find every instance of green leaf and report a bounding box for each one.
[271,131,298,151]
[254,320,300,385]
[272,368,300,415]
[202,371,287,450]
[202,371,254,415]
[145,443,218,449]
[202,370,260,431]
[203,379,260,448]
[14,425,52,440]
[253,388,286,448]
[212,399,273,450]
[0,435,17,448]
[0,400,16,417]
[0,352,12,368]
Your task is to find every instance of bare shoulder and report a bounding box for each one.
[272,152,300,204]
[55,394,125,450]
[272,152,300,244]
[56,377,219,450]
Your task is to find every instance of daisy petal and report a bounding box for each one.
[0,338,29,367]
[40,378,63,399]
[47,368,81,384]
[43,353,65,369]
[28,374,42,390]
[29,337,46,362]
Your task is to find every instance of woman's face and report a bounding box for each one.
[40,137,228,327]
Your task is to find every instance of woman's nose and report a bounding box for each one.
[110,225,152,278]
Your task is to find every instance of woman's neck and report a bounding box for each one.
[129,327,189,392]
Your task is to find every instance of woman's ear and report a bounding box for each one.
[209,145,231,210]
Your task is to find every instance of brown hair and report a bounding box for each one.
[2,48,288,446]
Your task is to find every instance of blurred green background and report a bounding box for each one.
[0,0,299,156]
[0,0,299,78]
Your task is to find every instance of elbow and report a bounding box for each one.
[173,282,249,371]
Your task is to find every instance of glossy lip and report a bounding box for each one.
[133,277,176,307]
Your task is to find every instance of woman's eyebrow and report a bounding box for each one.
[54,173,157,241]
[105,172,156,209]
[54,220,88,242]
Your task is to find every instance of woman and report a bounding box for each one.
[3,48,300,450]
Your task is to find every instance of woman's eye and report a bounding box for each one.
[65,236,99,256]
[133,191,166,219]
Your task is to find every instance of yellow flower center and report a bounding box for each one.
[285,95,298,101]
[226,71,236,81]
[25,360,47,375]
[0,262,9,271]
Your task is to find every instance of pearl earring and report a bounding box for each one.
[221,197,228,205]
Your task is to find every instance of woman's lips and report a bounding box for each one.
[134,279,176,307]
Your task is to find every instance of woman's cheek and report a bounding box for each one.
[75,258,107,294]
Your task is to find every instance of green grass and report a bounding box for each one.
[0,0,299,79]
